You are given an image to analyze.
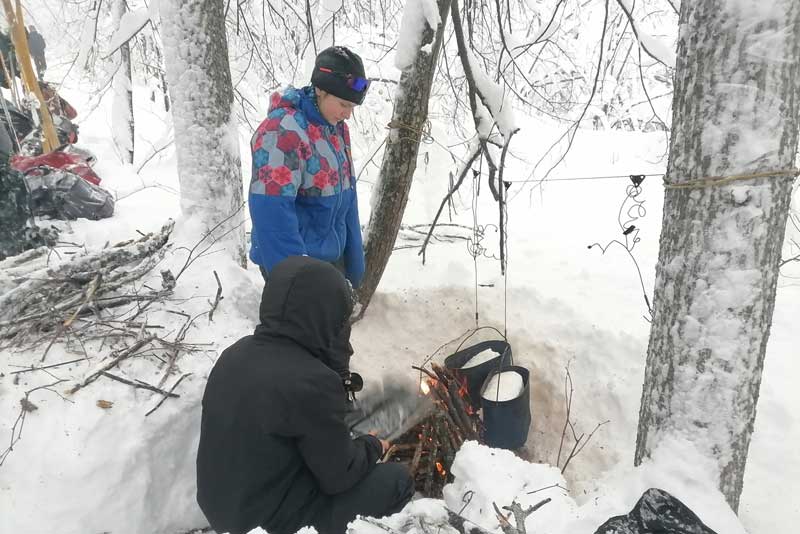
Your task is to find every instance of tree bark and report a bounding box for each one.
[356,0,452,315]
[159,0,246,266]
[112,0,135,164]
[635,0,800,512]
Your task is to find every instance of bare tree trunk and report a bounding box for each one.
[635,0,800,512]
[356,0,452,315]
[112,0,134,164]
[159,0,246,266]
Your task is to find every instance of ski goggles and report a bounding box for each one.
[318,67,370,92]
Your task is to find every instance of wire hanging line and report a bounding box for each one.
[663,168,800,189]
[504,172,664,184]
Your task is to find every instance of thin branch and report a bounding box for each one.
[531,0,610,183]
[101,371,180,398]
[556,360,574,467]
[10,357,85,375]
[145,373,192,417]
[418,145,482,263]
[614,0,672,68]
[0,379,68,466]
[174,204,246,281]
[69,336,157,394]
[207,270,223,322]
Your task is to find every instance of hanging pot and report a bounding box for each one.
[444,340,511,409]
[480,365,531,450]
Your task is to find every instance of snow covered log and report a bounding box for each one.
[635,0,800,511]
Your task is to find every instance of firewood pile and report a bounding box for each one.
[383,363,482,498]
[0,220,175,350]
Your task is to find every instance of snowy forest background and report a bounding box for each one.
[1,0,799,533]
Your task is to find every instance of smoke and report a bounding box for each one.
[346,378,434,441]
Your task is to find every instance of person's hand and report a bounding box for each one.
[369,430,391,454]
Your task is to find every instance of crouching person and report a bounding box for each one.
[196,256,414,534]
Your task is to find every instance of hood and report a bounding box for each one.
[255,256,354,377]
[268,86,330,126]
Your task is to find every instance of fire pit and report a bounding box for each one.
[382,363,482,498]
[350,346,531,499]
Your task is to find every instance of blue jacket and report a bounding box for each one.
[248,86,365,287]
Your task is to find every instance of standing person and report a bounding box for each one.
[196,256,414,534]
[0,30,17,88]
[26,26,46,79]
[248,46,369,287]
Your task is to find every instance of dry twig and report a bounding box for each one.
[556,361,610,473]
[1,379,69,466]
[145,372,192,417]
[492,499,551,534]
[69,336,157,395]
[207,270,223,322]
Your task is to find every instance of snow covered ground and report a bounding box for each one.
[2,5,800,534]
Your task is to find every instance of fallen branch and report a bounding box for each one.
[493,499,551,534]
[0,379,68,466]
[157,312,202,389]
[207,270,223,322]
[101,371,180,398]
[10,357,85,375]
[526,482,568,495]
[145,372,191,417]
[69,336,157,395]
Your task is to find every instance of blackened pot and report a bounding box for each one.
[444,340,511,409]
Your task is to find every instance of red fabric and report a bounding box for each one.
[271,166,292,186]
[276,130,300,152]
[11,151,102,185]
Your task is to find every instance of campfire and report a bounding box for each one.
[382,363,482,498]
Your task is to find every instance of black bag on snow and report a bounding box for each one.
[24,168,114,220]
[593,488,718,534]
[0,161,57,260]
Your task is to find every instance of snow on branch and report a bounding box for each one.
[616,0,676,68]
[105,7,153,59]
[463,46,517,140]
[396,0,443,70]
[450,1,516,143]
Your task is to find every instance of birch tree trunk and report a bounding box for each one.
[635,0,800,512]
[159,0,245,265]
[356,0,452,315]
[112,0,134,164]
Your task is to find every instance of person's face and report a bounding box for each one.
[316,89,356,124]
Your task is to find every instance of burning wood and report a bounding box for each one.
[384,364,483,498]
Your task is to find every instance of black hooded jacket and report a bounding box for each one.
[196,256,382,534]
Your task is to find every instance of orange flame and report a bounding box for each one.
[420,380,431,395]
[436,462,446,477]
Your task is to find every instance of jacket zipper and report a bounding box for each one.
[324,125,343,256]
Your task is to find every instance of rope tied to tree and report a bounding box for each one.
[663,168,800,190]
[386,119,435,145]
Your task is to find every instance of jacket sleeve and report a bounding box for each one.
[341,124,365,288]
[343,182,365,288]
[249,116,307,272]
[292,375,382,495]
